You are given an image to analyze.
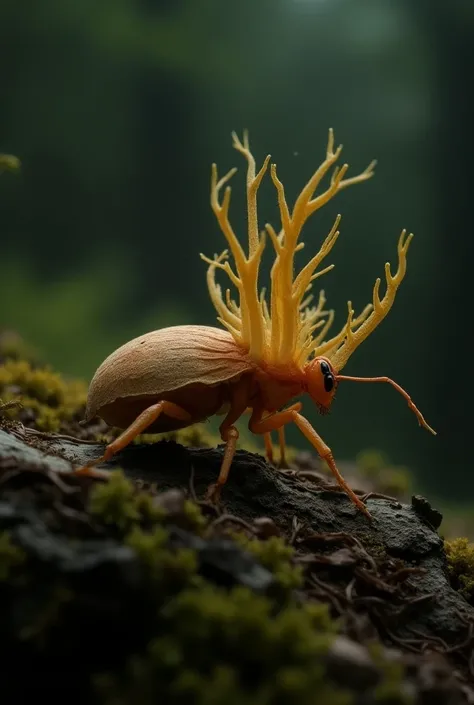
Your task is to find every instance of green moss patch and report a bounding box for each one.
[0,359,87,432]
[445,537,474,603]
[97,586,347,705]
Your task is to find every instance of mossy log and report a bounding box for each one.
[1,421,474,705]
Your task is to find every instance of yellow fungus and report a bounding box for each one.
[202,128,411,374]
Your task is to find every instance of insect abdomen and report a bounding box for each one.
[85,325,254,425]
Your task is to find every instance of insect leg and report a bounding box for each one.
[277,427,288,468]
[249,405,371,519]
[263,432,274,464]
[207,425,240,502]
[206,377,251,502]
[74,400,192,477]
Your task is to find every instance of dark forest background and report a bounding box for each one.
[1,0,473,503]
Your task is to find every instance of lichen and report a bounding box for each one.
[0,359,87,431]
[444,537,474,603]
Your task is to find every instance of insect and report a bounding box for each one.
[75,129,435,519]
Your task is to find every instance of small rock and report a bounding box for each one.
[412,495,443,530]
[167,526,276,593]
[417,653,465,705]
[12,522,142,591]
[153,488,186,515]
[252,516,281,538]
[325,635,380,691]
[326,547,357,567]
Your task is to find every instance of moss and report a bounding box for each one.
[132,489,165,523]
[234,534,304,595]
[356,449,388,478]
[96,583,349,705]
[0,359,87,431]
[132,424,217,449]
[88,471,142,531]
[0,461,413,704]
[139,421,278,461]
[126,526,198,594]
[0,153,21,173]
[182,499,207,535]
[376,468,411,497]
[0,531,26,581]
[159,423,220,448]
[88,471,208,536]
[444,537,474,602]
[89,491,350,704]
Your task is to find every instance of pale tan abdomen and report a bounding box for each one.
[85,325,254,428]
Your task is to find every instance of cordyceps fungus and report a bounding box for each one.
[74,129,435,519]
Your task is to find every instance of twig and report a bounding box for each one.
[210,513,257,534]
[289,516,304,545]
[188,463,197,502]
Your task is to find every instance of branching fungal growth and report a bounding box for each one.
[77,128,435,521]
[202,128,379,370]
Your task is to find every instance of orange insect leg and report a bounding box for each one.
[208,425,240,497]
[262,404,299,468]
[206,377,251,502]
[74,400,192,477]
[249,404,371,519]
[277,426,289,468]
[263,428,288,467]
[263,432,274,464]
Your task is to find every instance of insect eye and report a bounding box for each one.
[320,361,330,375]
[323,374,334,393]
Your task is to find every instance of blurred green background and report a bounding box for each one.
[1,0,473,502]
